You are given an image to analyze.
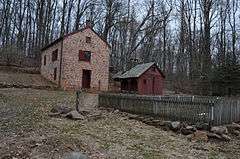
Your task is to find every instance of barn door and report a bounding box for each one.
[82,69,91,89]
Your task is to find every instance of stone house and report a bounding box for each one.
[41,23,110,91]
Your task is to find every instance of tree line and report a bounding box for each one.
[0,0,240,95]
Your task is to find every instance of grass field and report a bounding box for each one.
[1,88,240,159]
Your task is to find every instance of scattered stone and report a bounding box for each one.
[128,114,139,120]
[64,152,88,159]
[181,128,194,135]
[191,131,208,142]
[142,118,152,125]
[221,134,231,142]
[170,121,181,131]
[48,112,61,117]
[211,126,228,135]
[186,126,197,132]
[66,111,85,120]
[79,110,90,116]
[113,109,119,114]
[149,119,161,126]
[162,121,172,127]
[227,123,240,133]
[88,114,104,121]
[143,118,161,126]
[186,134,194,141]
[195,123,210,131]
[51,105,73,114]
[232,122,240,130]
[231,130,240,136]
[207,132,222,140]
[136,116,145,121]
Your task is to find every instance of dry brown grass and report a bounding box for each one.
[1,88,240,158]
[0,66,56,88]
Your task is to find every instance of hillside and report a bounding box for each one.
[0,66,56,89]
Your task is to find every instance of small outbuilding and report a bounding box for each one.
[114,62,165,95]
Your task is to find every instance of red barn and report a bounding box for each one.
[114,62,165,95]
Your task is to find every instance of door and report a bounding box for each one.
[82,69,91,89]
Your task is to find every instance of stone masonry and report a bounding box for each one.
[41,27,110,91]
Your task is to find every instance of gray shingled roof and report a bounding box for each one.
[114,62,155,79]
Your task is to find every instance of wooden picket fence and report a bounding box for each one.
[98,93,240,126]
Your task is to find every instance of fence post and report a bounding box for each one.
[76,90,81,112]
[209,102,214,127]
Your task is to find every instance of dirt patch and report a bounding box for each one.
[1,88,240,158]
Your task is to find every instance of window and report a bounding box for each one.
[86,37,91,43]
[152,67,156,72]
[52,49,58,62]
[43,55,46,65]
[79,50,91,62]
[54,68,57,80]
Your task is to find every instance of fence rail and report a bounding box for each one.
[99,93,240,126]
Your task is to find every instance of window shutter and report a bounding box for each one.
[79,50,91,62]
[79,50,84,61]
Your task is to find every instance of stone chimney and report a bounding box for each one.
[86,20,93,28]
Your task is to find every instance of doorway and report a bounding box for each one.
[82,69,91,89]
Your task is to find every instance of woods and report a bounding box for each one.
[0,0,240,95]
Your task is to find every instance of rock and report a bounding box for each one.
[186,126,197,132]
[142,118,156,125]
[181,128,194,135]
[170,121,181,131]
[227,123,240,133]
[149,120,161,126]
[207,132,222,140]
[80,110,90,116]
[113,109,119,114]
[186,134,194,141]
[191,131,208,142]
[64,152,88,159]
[128,114,139,120]
[66,111,84,120]
[195,123,210,131]
[221,134,231,142]
[136,116,145,121]
[51,105,73,114]
[48,112,61,117]
[161,121,172,127]
[233,122,240,130]
[211,126,228,135]
[181,125,196,135]
[142,118,152,124]
[231,130,240,136]
[158,121,172,131]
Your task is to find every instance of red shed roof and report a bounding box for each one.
[114,62,165,79]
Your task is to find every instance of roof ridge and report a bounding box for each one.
[114,62,156,79]
[41,27,110,51]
